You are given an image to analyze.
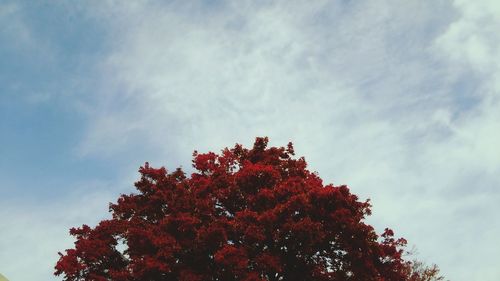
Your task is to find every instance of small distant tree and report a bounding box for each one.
[55,137,441,280]
[405,260,446,281]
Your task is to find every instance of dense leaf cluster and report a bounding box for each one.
[56,138,419,280]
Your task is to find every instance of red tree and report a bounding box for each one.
[55,137,414,280]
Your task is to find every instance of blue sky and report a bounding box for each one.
[1,1,500,280]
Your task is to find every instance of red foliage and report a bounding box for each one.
[55,137,414,280]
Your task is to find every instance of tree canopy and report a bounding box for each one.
[55,137,440,280]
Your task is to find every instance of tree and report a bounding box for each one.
[55,137,424,280]
[405,260,446,281]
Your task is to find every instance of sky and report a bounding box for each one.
[1,1,499,280]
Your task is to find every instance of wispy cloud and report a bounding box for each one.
[79,1,456,160]
[0,3,36,49]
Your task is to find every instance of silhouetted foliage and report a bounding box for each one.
[405,260,447,281]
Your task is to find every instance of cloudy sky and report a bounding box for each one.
[1,1,499,280]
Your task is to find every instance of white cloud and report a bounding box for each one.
[79,1,452,161]
[435,0,500,73]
